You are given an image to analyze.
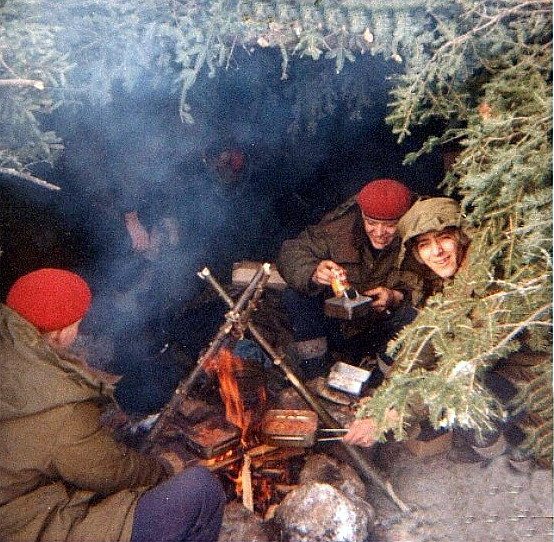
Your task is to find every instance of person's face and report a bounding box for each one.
[213,150,243,185]
[415,230,463,278]
[362,214,399,249]
[60,319,81,349]
[46,319,82,353]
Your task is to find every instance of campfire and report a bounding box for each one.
[205,347,267,444]
[138,264,408,520]
[137,344,309,517]
[189,347,312,516]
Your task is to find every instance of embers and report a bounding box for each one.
[217,445,305,518]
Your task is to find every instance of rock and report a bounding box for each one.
[300,453,367,501]
[274,481,375,542]
[218,502,276,542]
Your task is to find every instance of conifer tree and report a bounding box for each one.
[0,0,432,171]
[2,0,551,460]
[358,0,552,463]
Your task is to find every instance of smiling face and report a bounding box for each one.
[362,214,399,250]
[415,229,464,278]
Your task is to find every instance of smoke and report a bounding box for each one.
[26,45,445,413]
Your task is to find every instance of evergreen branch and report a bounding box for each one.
[0,78,44,90]
[0,167,60,190]
[178,21,216,122]
[401,326,440,373]
[465,302,552,367]
[392,0,552,138]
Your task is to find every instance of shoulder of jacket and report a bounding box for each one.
[319,197,358,225]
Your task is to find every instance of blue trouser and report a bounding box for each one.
[130,467,225,542]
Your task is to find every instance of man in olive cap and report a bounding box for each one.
[344,198,532,460]
[276,179,420,378]
[0,268,225,542]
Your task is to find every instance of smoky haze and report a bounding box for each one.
[4,47,446,412]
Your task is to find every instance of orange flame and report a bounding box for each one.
[207,347,266,442]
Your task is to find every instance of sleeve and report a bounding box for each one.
[51,401,170,495]
[276,224,332,294]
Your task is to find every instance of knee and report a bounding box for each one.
[176,466,226,507]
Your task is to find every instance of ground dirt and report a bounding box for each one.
[265,381,552,542]
[360,440,552,542]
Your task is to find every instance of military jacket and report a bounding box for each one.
[0,306,170,542]
[276,199,422,301]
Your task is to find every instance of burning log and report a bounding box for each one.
[198,268,410,513]
[142,263,271,450]
[250,447,305,468]
[241,453,254,511]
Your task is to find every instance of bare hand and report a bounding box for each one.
[124,212,151,252]
[343,418,378,447]
[311,260,347,286]
[363,287,403,312]
[343,408,399,447]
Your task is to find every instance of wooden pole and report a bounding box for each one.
[143,264,270,449]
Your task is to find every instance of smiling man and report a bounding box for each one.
[276,179,420,378]
[398,197,470,299]
[415,229,463,278]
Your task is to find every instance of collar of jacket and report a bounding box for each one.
[0,305,118,420]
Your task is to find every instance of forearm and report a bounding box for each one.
[277,245,323,293]
[53,402,170,495]
[276,229,331,293]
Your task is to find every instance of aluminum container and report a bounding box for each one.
[326,361,372,396]
[261,409,319,447]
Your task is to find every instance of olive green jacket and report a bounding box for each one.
[276,198,421,301]
[0,305,170,542]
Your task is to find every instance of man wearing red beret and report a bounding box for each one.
[0,268,225,542]
[276,179,421,379]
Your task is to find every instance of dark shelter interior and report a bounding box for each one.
[0,49,447,414]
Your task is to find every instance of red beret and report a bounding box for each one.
[356,179,413,220]
[6,268,91,332]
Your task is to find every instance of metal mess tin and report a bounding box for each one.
[326,361,372,396]
[261,409,319,447]
[183,419,241,459]
[324,294,374,320]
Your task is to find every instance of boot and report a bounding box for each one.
[292,337,333,380]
